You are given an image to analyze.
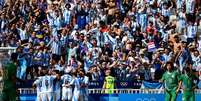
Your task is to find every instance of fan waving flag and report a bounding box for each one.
[148,42,156,52]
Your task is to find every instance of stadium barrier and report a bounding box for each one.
[17,80,143,89]
[18,88,201,101]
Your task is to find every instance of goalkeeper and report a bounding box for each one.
[1,53,18,101]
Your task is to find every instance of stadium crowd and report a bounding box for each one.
[0,0,201,89]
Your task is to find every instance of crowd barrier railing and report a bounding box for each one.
[18,88,201,94]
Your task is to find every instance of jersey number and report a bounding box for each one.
[45,79,49,87]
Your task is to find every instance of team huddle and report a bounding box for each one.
[33,69,89,101]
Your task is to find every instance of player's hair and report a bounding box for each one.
[166,61,174,69]
[11,53,18,62]
[184,67,190,73]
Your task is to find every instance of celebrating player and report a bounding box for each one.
[61,73,73,101]
[33,73,43,101]
[71,71,81,101]
[79,70,89,101]
[53,70,62,101]
[33,68,60,101]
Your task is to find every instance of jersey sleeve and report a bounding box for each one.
[61,75,64,82]
[69,78,75,85]
[33,78,41,86]
[61,75,63,80]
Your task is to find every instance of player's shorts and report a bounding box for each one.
[40,93,48,101]
[80,89,88,101]
[36,93,42,101]
[40,92,55,101]
[62,87,72,101]
[2,88,17,101]
[54,90,61,101]
[79,94,88,101]
[72,90,80,101]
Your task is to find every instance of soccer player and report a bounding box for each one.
[160,61,182,101]
[102,69,116,94]
[79,70,89,101]
[53,70,62,101]
[180,65,198,101]
[70,72,81,101]
[39,68,60,101]
[61,73,73,101]
[33,74,43,101]
[1,53,18,101]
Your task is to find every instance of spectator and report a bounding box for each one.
[102,69,116,94]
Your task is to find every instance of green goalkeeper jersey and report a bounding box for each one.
[2,62,16,90]
[161,70,181,91]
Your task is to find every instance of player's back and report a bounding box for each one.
[33,76,43,101]
[72,77,81,92]
[41,75,56,93]
[80,76,89,94]
[61,74,73,101]
[61,74,72,85]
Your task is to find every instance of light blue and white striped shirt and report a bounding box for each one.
[63,9,72,26]
[187,25,197,38]
[48,37,62,55]
[186,0,195,14]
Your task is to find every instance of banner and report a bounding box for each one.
[17,80,143,89]
[141,81,163,89]
[89,81,142,89]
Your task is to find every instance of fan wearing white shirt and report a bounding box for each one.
[61,73,73,101]
[186,22,197,44]
[191,50,201,71]
[185,0,196,14]
[176,0,185,10]
[63,4,72,27]
[17,25,28,42]
[185,0,196,22]
[161,2,172,17]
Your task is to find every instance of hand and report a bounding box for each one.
[176,89,180,95]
